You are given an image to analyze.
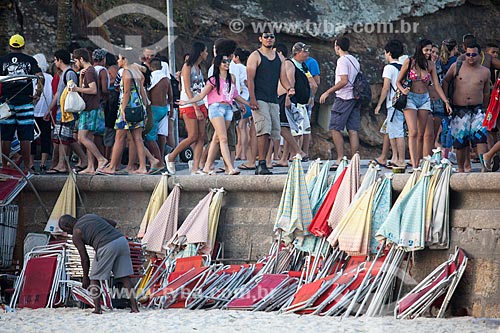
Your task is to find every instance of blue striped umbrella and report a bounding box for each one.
[376,173,431,251]
[370,175,392,254]
[274,156,313,246]
[309,161,331,215]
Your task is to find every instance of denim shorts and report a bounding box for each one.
[431,99,446,118]
[208,103,233,121]
[406,92,431,111]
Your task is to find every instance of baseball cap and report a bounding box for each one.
[9,34,25,48]
[92,48,107,62]
[292,42,311,54]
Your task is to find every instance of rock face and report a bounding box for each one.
[8,0,500,159]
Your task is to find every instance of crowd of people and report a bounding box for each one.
[0,32,498,176]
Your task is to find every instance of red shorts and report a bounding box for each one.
[180,104,208,120]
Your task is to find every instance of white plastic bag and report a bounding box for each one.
[0,102,12,120]
[64,81,85,113]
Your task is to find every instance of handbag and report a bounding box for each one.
[392,59,413,111]
[124,71,145,123]
[231,101,242,121]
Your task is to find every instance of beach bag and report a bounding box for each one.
[392,90,407,111]
[64,81,86,113]
[346,57,371,106]
[483,77,500,130]
[124,72,145,123]
[285,103,304,134]
[392,60,412,111]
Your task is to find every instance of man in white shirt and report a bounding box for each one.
[373,39,405,168]
[319,37,361,164]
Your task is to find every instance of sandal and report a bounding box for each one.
[227,169,240,175]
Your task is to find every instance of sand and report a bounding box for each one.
[1,308,499,333]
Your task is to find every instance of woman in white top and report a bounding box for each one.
[165,42,209,175]
[31,53,53,173]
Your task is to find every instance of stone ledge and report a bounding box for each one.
[28,172,500,193]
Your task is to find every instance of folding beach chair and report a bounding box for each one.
[16,256,59,309]
[226,274,298,311]
[148,265,212,309]
[395,247,468,319]
[185,264,259,310]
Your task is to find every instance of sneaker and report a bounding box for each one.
[164,153,176,175]
[255,164,273,175]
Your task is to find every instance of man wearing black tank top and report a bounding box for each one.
[247,31,295,175]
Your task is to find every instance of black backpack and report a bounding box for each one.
[346,56,372,106]
[287,59,310,104]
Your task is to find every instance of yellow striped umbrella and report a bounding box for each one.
[331,180,379,256]
[44,173,76,235]
[205,188,225,255]
[137,174,169,238]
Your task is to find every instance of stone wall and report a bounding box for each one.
[16,172,500,317]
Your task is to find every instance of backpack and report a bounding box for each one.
[346,56,372,106]
[447,59,463,106]
[287,59,310,104]
[63,68,77,86]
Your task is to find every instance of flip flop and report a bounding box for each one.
[148,167,166,175]
[329,164,338,171]
[95,168,116,176]
[45,168,68,174]
[479,154,492,172]
[373,159,387,168]
[216,168,225,173]
[238,164,256,170]
[493,155,500,172]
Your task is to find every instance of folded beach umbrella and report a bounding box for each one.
[376,174,431,251]
[428,162,451,249]
[138,174,169,238]
[330,180,379,255]
[309,161,331,214]
[167,190,214,254]
[204,188,225,255]
[394,168,419,205]
[141,184,180,255]
[305,158,322,192]
[308,167,347,237]
[274,156,313,246]
[327,153,360,230]
[424,165,443,238]
[351,161,379,206]
[333,156,349,183]
[44,173,76,235]
[369,175,392,254]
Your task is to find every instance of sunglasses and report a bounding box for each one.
[262,34,275,39]
[465,52,478,57]
[221,58,231,64]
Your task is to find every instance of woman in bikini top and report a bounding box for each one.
[408,68,431,83]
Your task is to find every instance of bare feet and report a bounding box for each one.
[97,158,109,169]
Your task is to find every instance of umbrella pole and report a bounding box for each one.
[309,237,325,282]
[273,230,282,274]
